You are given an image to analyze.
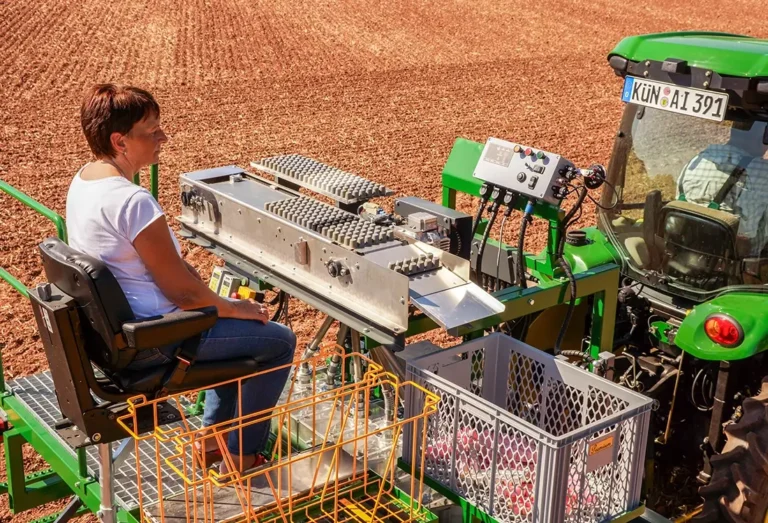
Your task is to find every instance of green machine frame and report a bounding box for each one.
[366,137,621,361]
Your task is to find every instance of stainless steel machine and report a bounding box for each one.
[177,156,504,348]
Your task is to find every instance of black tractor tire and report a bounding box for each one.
[695,377,768,523]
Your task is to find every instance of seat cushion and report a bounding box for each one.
[116,358,261,394]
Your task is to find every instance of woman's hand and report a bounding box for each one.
[223,299,269,324]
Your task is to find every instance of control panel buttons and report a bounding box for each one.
[474,137,573,206]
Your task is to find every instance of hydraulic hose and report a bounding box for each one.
[475,195,503,287]
[517,200,535,289]
[553,185,588,355]
[494,191,518,291]
[554,256,578,353]
[270,290,287,322]
[471,183,493,238]
[495,213,509,292]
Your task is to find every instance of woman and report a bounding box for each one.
[67,83,296,472]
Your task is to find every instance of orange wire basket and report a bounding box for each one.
[118,347,440,523]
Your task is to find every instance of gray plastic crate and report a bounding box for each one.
[401,333,652,523]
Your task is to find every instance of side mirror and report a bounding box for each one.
[742,257,768,283]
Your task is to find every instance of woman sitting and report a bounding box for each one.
[67,83,296,472]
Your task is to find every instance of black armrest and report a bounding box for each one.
[122,306,218,350]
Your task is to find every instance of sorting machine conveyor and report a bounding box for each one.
[177,159,504,346]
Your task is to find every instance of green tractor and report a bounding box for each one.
[594,32,768,521]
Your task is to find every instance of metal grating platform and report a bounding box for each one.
[251,154,393,204]
[7,371,437,521]
[265,195,395,249]
[7,371,199,513]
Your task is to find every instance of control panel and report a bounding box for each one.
[472,137,575,206]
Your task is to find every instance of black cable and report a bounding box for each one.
[470,184,494,284]
[517,200,535,289]
[586,178,619,210]
[471,183,493,238]
[495,214,508,292]
[475,194,504,286]
[270,291,287,322]
[494,191,517,291]
[267,289,284,306]
[553,184,588,355]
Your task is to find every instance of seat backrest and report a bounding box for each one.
[38,237,137,370]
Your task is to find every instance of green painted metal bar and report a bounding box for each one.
[29,504,90,523]
[0,397,102,515]
[0,349,5,395]
[589,270,620,357]
[150,163,159,200]
[0,179,65,310]
[0,179,67,243]
[454,264,619,341]
[0,267,29,299]
[118,509,142,523]
[3,429,74,513]
[132,165,159,200]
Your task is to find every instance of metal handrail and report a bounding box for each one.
[133,163,159,200]
[0,179,67,243]
[0,179,68,299]
[0,163,159,299]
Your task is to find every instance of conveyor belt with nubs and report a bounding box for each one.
[265,196,394,249]
[256,154,392,202]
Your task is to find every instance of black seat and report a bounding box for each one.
[29,237,260,446]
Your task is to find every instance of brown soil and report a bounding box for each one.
[1,0,767,520]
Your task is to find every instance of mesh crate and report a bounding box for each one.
[401,333,652,523]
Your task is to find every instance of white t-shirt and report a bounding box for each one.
[66,164,181,319]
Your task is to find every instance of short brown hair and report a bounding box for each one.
[80,84,160,158]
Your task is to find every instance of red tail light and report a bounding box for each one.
[704,314,743,347]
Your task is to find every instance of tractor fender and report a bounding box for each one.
[674,292,768,361]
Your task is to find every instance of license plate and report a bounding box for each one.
[621,77,728,122]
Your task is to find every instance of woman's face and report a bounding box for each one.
[124,112,168,167]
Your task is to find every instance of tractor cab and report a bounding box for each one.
[598,33,768,303]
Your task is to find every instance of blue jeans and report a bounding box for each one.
[128,319,297,455]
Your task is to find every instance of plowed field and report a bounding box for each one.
[1,0,767,520]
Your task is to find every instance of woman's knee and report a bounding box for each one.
[270,322,297,361]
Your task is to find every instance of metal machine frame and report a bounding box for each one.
[0,146,656,522]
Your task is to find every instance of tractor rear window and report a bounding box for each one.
[601,107,768,299]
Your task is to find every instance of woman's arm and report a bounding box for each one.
[184,260,203,281]
[133,217,268,322]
